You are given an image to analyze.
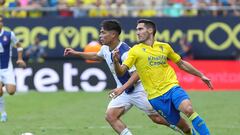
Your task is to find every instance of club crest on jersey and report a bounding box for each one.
[3,36,7,41]
[142,48,146,52]
[160,46,163,52]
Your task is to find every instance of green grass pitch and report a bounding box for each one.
[0,91,239,135]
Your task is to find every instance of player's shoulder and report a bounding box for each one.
[155,41,171,46]
[1,29,12,35]
[99,45,109,51]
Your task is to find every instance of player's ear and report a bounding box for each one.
[112,31,118,38]
[148,28,153,35]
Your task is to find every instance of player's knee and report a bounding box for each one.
[105,112,118,123]
[183,106,194,117]
[8,90,15,95]
[7,88,16,95]
[151,116,164,125]
[148,114,167,126]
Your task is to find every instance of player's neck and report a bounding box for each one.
[143,37,154,47]
[109,39,120,51]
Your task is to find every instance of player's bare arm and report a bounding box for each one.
[112,49,128,76]
[176,59,213,89]
[64,48,103,62]
[109,71,140,98]
[16,42,26,68]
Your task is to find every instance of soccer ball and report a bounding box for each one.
[21,133,34,135]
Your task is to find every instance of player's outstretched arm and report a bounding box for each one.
[64,48,103,61]
[16,42,26,68]
[112,49,128,76]
[109,72,140,98]
[176,59,213,89]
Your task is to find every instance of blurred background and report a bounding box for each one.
[0,0,239,92]
[0,0,240,135]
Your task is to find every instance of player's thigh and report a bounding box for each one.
[149,92,181,125]
[106,107,126,121]
[5,84,16,95]
[1,69,16,95]
[130,91,157,115]
[107,93,132,114]
[0,82,3,96]
[171,86,193,116]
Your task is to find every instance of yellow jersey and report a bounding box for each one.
[123,41,181,99]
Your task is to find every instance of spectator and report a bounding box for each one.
[72,0,88,18]
[88,0,109,17]
[178,34,193,60]
[25,36,47,63]
[163,1,184,17]
[110,0,128,17]
[137,0,158,17]
[58,0,73,17]
[28,0,46,18]
[183,1,198,16]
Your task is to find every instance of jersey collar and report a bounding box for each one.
[110,41,123,53]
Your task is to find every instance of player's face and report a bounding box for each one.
[99,27,114,45]
[136,23,151,43]
[0,17,3,29]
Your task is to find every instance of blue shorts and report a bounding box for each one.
[149,86,190,125]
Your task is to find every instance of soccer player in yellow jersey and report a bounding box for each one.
[112,19,213,135]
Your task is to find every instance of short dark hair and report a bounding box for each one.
[101,19,121,35]
[137,19,156,36]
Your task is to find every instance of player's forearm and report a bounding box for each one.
[121,72,139,90]
[178,60,203,78]
[17,50,23,60]
[113,62,127,76]
[16,43,23,60]
[74,52,100,61]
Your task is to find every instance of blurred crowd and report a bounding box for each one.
[0,0,240,18]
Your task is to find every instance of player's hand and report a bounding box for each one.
[64,48,76,56]
[112,49,120,63]
[109,88,124,99]
[16,59,26,68]
[201,75,213,90]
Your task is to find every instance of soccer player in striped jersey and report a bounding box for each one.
[64,19,189,135]
[0,16,26,122]
[112,19,213,135]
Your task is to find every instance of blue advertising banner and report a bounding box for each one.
[4,17,240,59]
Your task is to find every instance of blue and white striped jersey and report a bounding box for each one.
[97,42,142,94]
[0,29,19,69]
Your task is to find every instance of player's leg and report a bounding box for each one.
[105,107,129,134]
[0,82,7,122]
[172,86,210,135]
[5,84,16,95]
[148,89,192,135]
[106,94,133,135]
[4,68,16,95]
[178,99,210,135]
[148,114,184,135]
[176,117,195,135]
[129,90,184,134]
[0,68,17,122]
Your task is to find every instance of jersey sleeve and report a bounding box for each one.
[167,44,181,63]
[121,51,136,73]
[10,31,19,46]
[123,47,137,69]
[97,46,104,58]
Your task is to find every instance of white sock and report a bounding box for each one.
[0,96,5,113]
[120,128,133,135]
